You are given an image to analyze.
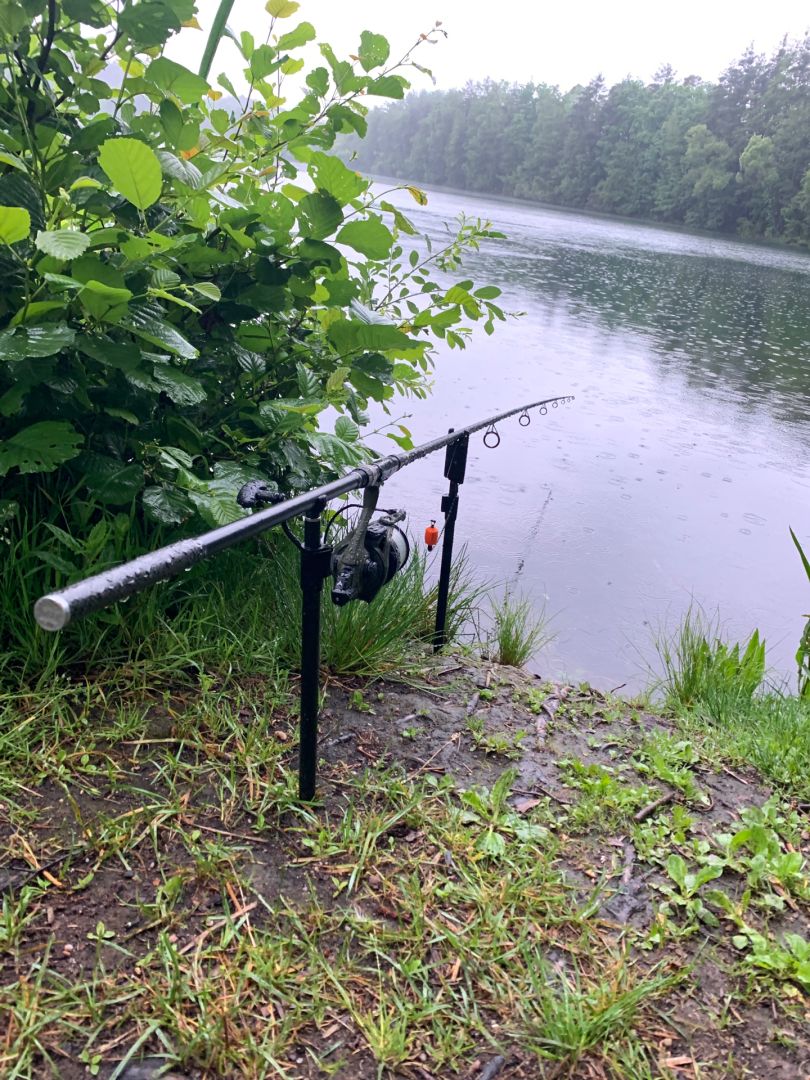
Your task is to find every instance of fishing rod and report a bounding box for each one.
[34,392,574,799]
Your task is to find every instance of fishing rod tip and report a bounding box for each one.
[34,594,71,632]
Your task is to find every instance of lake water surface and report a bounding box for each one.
[366,187,810,694]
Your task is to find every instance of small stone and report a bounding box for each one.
[62,943,74,955]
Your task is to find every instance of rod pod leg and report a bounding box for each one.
[298,500,330,800]
[433,432,469,651]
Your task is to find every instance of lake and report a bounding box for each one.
[365,186,810,694]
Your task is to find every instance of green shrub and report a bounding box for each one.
[0,1,506,668]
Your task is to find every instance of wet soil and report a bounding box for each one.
[1,655,808,1079]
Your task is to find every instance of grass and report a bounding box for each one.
[1,651,809,1076]
[656,609,810,799]
[487,588,552,667]
[261,536,486,677]
[655,608,765,721]
[1,504,485,690]
[2,516,810,1075]
[0,695,679,1078]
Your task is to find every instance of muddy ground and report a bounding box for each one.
[1,655,808,1079]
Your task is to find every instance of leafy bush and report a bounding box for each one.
[0,0,505,538]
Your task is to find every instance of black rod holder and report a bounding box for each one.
[298,499,330,800]
[433,431,469,650]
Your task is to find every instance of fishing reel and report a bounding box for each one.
[236,478,410,606]
[330,504,409,606]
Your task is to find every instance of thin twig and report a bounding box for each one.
[513,784,571,807]
[633,791,675,823]
[721,765,750,785]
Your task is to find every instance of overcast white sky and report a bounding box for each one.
[175,0,810,93]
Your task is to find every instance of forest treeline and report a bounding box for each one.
[350,36,810,246]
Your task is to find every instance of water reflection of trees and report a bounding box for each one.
[481,244,810,423]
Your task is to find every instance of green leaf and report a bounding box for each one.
[0,329,27,362]
[296,238,342,271]
[0,421,83,477]
[297,363,320,397]
[367,75,406,99]
[80,280,133,322]
[406,185,428,206]
[104,406,140,425]
[306,66,329,96]
[159,98,184,144]
[69,177,105,192]
[78,338,142,372]
[336,216,394,259]
[9,301,65,326]
[666,854,688,891]
[790,527,810,585]
[0,205,30,245]
[233,344,265,374]
[476,829,507,857]
[0,0,29,33]
[358,30,390,72]
[277,21,315,50]
[327,319,412,354]
[99,138,163,211]
[118,0,182,47]
[35,229,90,260]
[150,288,200,313]
[326,365,350,394]
[63,0,108,27]
[249,44,280,79]
[0,173,44,231]
[152,362,207,405]
[179,461,267,526]
[297,192,343,240]
[76,452,144,504]
[157,150,204,189]
[308,152,366,205]
[142,485,193,525]
[190,281,221,301]
[146,57,210,104]
[209,108,230,135]
[0,151,27,173]
[266,0,299,16]
[334,415,359,442]
[122,302,198,358]
[24,324,76,357]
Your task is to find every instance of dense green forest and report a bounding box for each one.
[350,36,810,246]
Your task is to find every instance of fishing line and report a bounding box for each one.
[511,487,553,588]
